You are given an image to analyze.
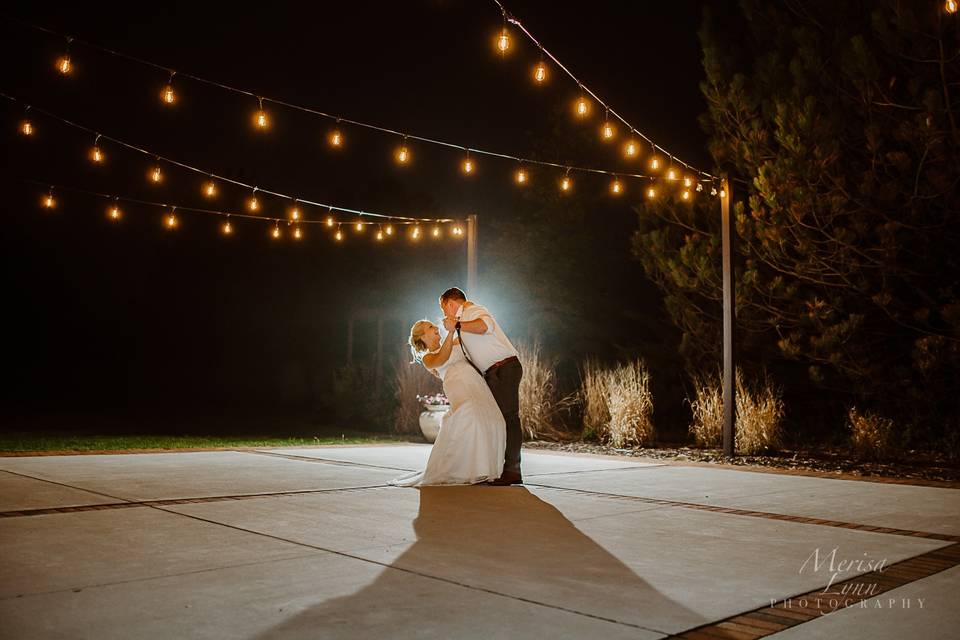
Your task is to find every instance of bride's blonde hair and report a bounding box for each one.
[408,319,433,363]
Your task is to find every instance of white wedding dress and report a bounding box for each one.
[388,341,506,487]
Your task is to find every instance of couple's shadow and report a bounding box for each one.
[255,486,704,638]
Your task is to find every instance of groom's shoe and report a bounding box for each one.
[486,470,523,486]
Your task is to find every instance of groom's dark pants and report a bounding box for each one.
[484,359,524,475]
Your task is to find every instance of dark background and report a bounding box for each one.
[0,1,728,435]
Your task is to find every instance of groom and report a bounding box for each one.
[440,287,524,486]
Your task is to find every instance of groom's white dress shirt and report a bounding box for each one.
[457,302,519,373]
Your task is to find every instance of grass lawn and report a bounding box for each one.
[0,433,416,453]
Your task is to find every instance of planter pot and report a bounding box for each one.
[419,406,450,443]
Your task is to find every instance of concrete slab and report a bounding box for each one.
[0,470,119,511]
[0,552,661,640]
[530,465,960,535]
[769,565,960,640]
[0,506,313,599]
[260,444,665,476]
[0,451,396,501]
[160,484,947,635]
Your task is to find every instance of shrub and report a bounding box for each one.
[578,358,655,447]
[689,367,784,454]
[847,406,897,461]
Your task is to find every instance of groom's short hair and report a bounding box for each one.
[440,287,467,304]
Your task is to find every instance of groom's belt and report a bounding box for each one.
[484,356,520,376]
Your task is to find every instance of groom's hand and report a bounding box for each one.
[442,316,457,332]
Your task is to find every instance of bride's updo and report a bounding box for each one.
[408,319,432,362]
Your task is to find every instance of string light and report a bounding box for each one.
[666,167,678,181]
[108,198,121,220]
[289,200,300,221]
[681,190,691,201]
[395,138,410,165]
[646,186,656,199]
[649,154,661,171]
[328,127,343,148]
[432,225,441,238]
[496,28,511,54]
[574,91,590,119]
[532,60,547,84]
[385,224,394,236]
[247,188,260,212]
[452,224,463,236]
[254,97,269,130]
[601,114,616,141]
[560,173,572,193]
[42,187,56,209]
[56,53,71,75]
[355,220,364,232]
[947,0,958,14]
[326,215,334,227]
[165,207,178,229]
[335,224,343,241]
[710,186,718,196]
[222,217,233,235]
[462,151,475,175]
[203,179,217,198]
[293,224,304,240]
[610,177,623,195]
[623,138,639,158]
[719,187,727,199]
[162,71,176,105]
[683,176,693,188]
[20,112,33,136]
[90,134,104,163]
[411,225,421,240]
[696,182,704,192]
[271,223,281,239]
[376,227,384,241]
[150,160,163,184]
[515,165,528,185]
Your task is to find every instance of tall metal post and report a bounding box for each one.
[721,178,737,458]
[466,214,478,295]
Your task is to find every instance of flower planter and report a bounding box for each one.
[419,406,450,443]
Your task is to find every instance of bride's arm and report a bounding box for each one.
[421,329,455,370]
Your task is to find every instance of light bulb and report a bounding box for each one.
[355,221,364,232]
[719,188,727,198]
[649,156,660,171]
[696,182,704,192]
[162,84,176,105]
[667,168,678,181]
[108,204,121,220]
[533,61,547,84]
[272,225,281,239]
[293,226,302,240]
[560,175,572,192]
[43,191,56,209]
[683,176,693,188]
[452,225,463,236]
[515,167,528,185]
[432,226,440,238]
[203,181,217,198]
[329,129,343,147]
[412,226,421,240]
[385,225,394,236]
[601,122,616,140]
[575,96,589,118]
[335,227,343,241]
[496,29,510,53]
[396,145,410,164]
[57,56,71,75]
[165,212,178,228]
[610,178,623,195]
[947,0,958,14]
[681,190,691,201]
[91,146,104,163]
[710,187,718,196]
[326,216,334,227]
[376,229,384,241]
[248,195,259,212]
[254,99,269,130]
[624,139,638,158]
[222,220,233,235]
[462,156,474,175]
[646,187,656,199]
[150,165,163,184]
[290,206,300,221]
[20,120,33,136]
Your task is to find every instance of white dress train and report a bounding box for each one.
[388,342,506,486]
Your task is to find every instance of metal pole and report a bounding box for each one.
[721,178,736,458]
[466,214,478,295]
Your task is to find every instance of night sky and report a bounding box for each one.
[0,1,730,429]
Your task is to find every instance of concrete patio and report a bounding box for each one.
[1,444,958,639]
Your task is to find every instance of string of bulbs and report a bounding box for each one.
[27,178,465,242]
[490,0,714,181]
[4,92,464,226]
[5,15,718,197]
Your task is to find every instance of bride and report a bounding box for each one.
[388,319,505,487]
